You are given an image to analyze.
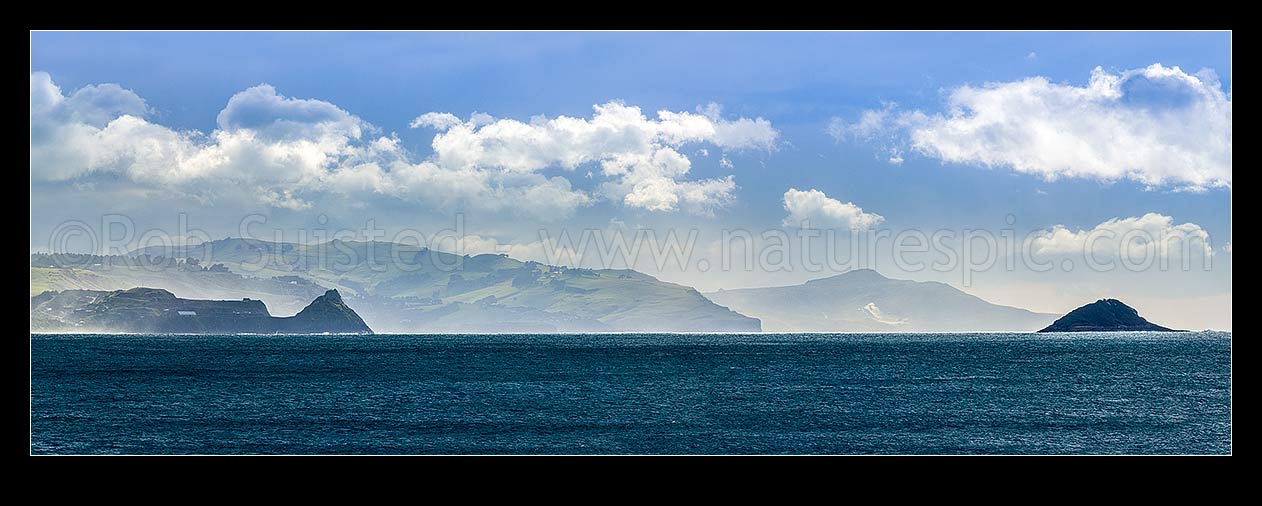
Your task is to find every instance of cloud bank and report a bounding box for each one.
[414,101,776,214]
[30,72,778,219]
[832,64,1231,190]
[1029,213,1213,261]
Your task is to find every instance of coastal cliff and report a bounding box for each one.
[31,287,372,334]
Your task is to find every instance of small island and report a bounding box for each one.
[1038,298,1182,332]
[31,287,373,334]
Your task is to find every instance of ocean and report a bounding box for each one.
[30,332,1231,455]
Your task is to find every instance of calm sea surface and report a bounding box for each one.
[31,332,1231,454]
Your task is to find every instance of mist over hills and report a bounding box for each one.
[705,269,1057,332]
[32,239,1069,333]
[49,237,760,332]
[32,253,328,316]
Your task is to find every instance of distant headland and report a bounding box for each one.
[31,287,372,334]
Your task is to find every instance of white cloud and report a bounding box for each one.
[1026,52,1038,61]
[782,188,884,231]
[446,233,512,256]
[437,232,582,268]
[412,100,777,212]
[216,84,368,141]
[827,102,921,167]
[834,64,1231,190]
[828,103,898,143]
[31,72,778,220]
[1029,213,1213,260]
[30,72,149,128]
[409,112,462,130]
[30,74,365,191]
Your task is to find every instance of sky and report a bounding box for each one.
[29,31,1232,329]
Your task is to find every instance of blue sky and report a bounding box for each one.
[29,31,1232,328]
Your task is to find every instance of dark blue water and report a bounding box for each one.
[31,332,1231,454]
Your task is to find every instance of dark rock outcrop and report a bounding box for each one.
[278,289,372,333]
[31,287,372,334]
[1038,299,1181,332]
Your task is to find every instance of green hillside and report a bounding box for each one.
[31,238,760,333]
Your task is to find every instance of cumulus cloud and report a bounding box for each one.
[30,73,366,194]
[30,98,200,184]
[413,101,778,212]
[408,112,463,130]
[216,84,368,141]
[30,73,149,128]
[833,64,1232,190]
[1028,213,1213,261]
[782,188,884,231]
[30,72,779,220]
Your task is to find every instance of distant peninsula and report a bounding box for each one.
[706,269,1056,332]
[1038,299,1181,332]
[33,239,762,333]
[31,287,372,334]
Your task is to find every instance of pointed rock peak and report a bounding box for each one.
[290,289,372,334]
